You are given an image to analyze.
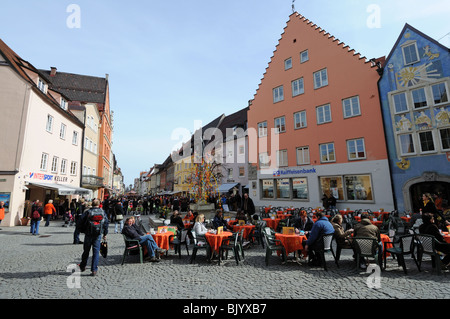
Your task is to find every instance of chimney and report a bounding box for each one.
[105,73,109,81]
[50,67,57,77]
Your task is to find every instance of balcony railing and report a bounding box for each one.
[82,175,104,188]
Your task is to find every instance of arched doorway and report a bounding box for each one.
[410,181,450,213]
[403,172,450,213]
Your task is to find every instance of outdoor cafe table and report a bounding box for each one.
[263,218,281,230]
[274,233,308,257]
[276,212,292,220]
[232,224,255,240]
[443,232,450,244]
[204,231,233,254]
[151,231,173,251]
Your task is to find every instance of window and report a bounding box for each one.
[261,179,274,198]
[320,143,335,163]
[313,68,328,89]
[284,58,292,70]
[296,146,310,165]
[259,152,270,168]
[51,156,59,173]
[276,149,288,167]
[431,83,449,105]
[61,98,67,110]
[38,78,46,93]
[320,176,344,200]
[402,42,419,65]
[276,179,290,199]
[418,131,435,153]
[294,111,307,129]
[60,123,66,139]
[347,138,366,160]
[274,116,286,133]
[61,159,67,175]
[292,78,304,97]
[411,88,427,109]
[46,115,53,132]
[300,50,309,63]
[40,153,49,171]
[72,131,78,145]
[393,93,408,113]
[258,121,267,137]
[70,161,77,175]
[239,167,245,177]
[343,96,361,118]
[439,128,450,150]
[292,178,308,199]
[344,175,373,201]
[273,85,284,103]
[399,134,415,155]
[316,104,331,124]
[227,168,233,179]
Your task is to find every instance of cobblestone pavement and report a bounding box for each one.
[0,214,449,301]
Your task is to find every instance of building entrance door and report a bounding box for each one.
[409,181,450,213]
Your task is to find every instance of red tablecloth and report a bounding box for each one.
[276,213,292,220]
[275,233,307,255]
[443,232,450,244]
[232,224,255,240]
[263,218,281,230]
[205,231,233,254]
[151,232,173,251]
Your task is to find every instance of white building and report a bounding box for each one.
[0,39,89,226]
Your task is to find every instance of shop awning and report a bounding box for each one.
[217,183,239,193]
[28,182,92,196]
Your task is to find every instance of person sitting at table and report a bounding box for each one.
[212,210,232,231]
[331,214,353,249]
[122,216,165,262]
[293,210,314,235]
[170,210,185,230]
[353,213,381,269]
[419,213,450,268]
[193,214,208,237]
[235,209,247,223]
[184,209,195,221]
[303,211,334,266]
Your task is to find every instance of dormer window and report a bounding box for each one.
[61,98,68,110]
[37,78,47,93]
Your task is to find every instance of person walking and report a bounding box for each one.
[241,193,255,220]
[77,199,109,276]
[114,200,124,234]
[30,202,43,235]
[44,200,56,226]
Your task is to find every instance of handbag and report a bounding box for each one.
[116,214,123,221]
[100,240,108,258]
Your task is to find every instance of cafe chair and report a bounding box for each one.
[252,220,267,248]
[352,237,383,270]
[415,234,443,275]
[218,232,240,266]
[172,229,190,259]
[189,231,211,264]
[383,234,419,274]
[334,236,353,267]
[121,235,144,265]
[308,234,337,271]
[237,228,248,261]
[262,232,287,266]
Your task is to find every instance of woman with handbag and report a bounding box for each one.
[114,201,124,233]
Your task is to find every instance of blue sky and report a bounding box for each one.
[1,0,449,187]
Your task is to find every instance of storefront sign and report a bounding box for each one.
[273,168,316,176]
[28,172,68,183]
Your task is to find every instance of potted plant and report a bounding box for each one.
[20,216,29,226]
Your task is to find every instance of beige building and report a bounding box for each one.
[0,39,88,226]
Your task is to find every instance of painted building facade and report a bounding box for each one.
[247,12,395,211]
[378,24,450,213]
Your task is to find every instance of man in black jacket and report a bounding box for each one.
[77,199,109,276]
[122,216,164,262]
[241,193,255,220]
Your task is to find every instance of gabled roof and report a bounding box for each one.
[383,23,450,68]
[39,69,107,104]
[217,107,248,140]
[0,39,84,127]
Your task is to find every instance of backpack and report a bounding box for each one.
[81,208,105,236]
[32,210,40,219]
